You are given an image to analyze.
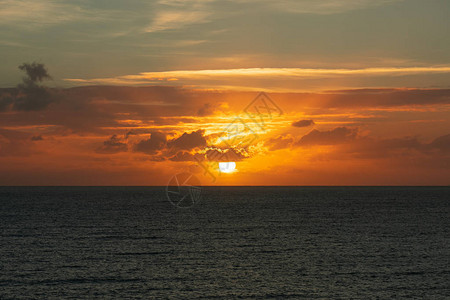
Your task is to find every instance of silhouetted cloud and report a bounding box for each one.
[429,134,450,152]
[167,129,207,150]
[205,148,248,161]
[13,84,54,111]
[125,130,137,139]
[292,119,315,127]
[129,129,252,162]
[297,127,358,146]
[132,130,207,157]
[19,62,52,82]
[169,151,204,162]
[0,93,14,112]
[31,135,43,141]
[303,130,450,161]
[134,132,167,154]
[96,134,128,154]
[0,62,55,112]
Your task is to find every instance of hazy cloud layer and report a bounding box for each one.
[1,86,448,184]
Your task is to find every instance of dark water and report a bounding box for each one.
[0,187,449,299]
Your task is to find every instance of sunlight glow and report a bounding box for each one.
[219,162,236,173]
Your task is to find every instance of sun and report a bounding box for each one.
[219,162,236,173]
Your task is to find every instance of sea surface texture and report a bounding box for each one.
[0,187,449,299]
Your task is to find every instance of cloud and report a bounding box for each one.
[292,119,315,127]
[231,0,402,14]
[429,134,450,152]
[30,135,43,141]
[206,148,248,161]
[69,66,450,81]
[167,129,207,150]
[265,134,294,150]
[298,128,450,162]
[65,67,450,91]
[197,103,214,116]
[125,130,137,139]
[146,10,210,32]
[127,128,251,163]
[146,0,212,32]
[0,92,14,111]
[297,127,358,146]
[318,88,450,108]
[0,0,98,29]
[168,150,204,162]
[96,134,128,154]
[113,127,251,163]
[1,86,448,142]
[134,132,167,154]
[13,85,54,111]
[18,62,51,82]
[0,62,55,111]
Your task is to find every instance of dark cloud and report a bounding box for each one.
[13,84,54,111]
[2,86,448,139]
[377,137,423,150]
[429,134,450,152]
[18,62,52,82]
[169,151,204,162]
[292,119,315,128]
[340,136,424,159]
[205,148,248,161]
[167,129,207,150]
[0,91,14,111]
[273,88,450,111]
[134,132,167,154]
[297,127,358,146]
[0,62,55,112]
[96,134,128,154]
[310,130,450,161]
[131,129,252,162]
[324,89,450,108]
[125,130,137,139]
[31,135,43,141]
[132,130,207,157]
[0,86,224,134]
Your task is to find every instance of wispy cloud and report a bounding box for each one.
[65,66,450,91]
[144,0,402,33]
[232,0,403,14]
[0,0,95,28]
[146,10,211,32]
[146,0,214,32]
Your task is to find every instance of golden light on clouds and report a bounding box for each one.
[65,67,450,92]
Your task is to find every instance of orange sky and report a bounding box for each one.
[1,0,449,185]
[1,85,449,185]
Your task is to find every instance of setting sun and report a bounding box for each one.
[219,162,237,173]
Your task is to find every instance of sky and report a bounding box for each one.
[0,0,449,185]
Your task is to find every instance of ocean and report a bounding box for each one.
[0,187,449,299]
